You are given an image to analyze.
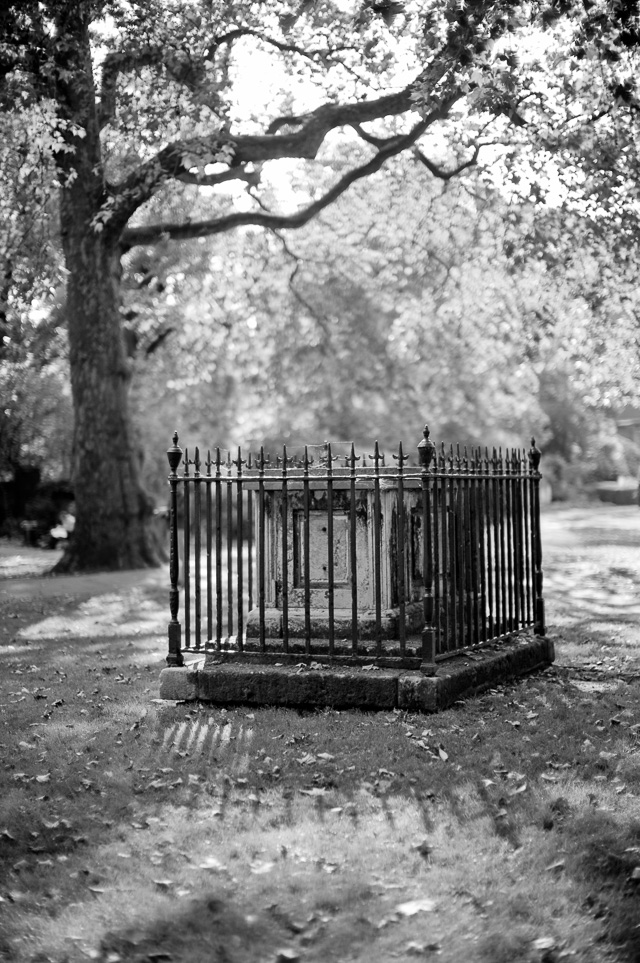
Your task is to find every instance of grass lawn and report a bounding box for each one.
[1,508,640,963]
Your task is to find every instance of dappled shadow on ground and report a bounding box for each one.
[1,506,640,960]
[542,507,640,675]
[0,539,65,577]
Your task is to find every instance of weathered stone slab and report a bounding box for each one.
[195,663,398,709]
[159,666,199,701]
[158,633,555,712]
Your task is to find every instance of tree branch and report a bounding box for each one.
[205,28,359,64]
[120,104,460,248]
[413,144,480,180]
[109,77,442,237]
[350,123,405,149]
[175,166,260,188]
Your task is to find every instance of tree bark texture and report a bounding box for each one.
[56,184,161,571]
[52,9,162,572]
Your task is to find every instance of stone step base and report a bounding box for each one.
[160,633,554,713]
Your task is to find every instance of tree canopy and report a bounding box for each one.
[2,0,639,568]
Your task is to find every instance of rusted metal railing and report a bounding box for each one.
[165,428,545,672]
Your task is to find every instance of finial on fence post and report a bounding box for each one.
[418,424,436,470]
[167,431,183,472]
[528,436,542,472]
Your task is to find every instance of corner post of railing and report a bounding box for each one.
[529,436,546,636]
[418,425,437,675]
[166,431,184,667]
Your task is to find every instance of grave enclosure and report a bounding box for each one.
[160,427,553,711]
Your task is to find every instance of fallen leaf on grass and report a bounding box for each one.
[545,859,565,873]
[395,898,437,916]
[251,861,276,874]
[406,941,441,955]
[299,788,329,797]
[199,857,228,873]
[532,937,556,952]
[297,753,316,765]
[508,783,527,796]
[153,879,175,890]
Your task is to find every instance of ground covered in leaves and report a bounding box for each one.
[1,505,640,963]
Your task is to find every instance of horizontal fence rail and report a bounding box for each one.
[165,428,545,674]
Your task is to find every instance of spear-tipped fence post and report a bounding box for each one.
[529,436,546,636]
[167,432,184,667]
[418,425,437,675]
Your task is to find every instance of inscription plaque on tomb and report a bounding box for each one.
[294,511,350,587]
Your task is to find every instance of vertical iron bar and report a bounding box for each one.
[518,450,527,627]
[247,455,254,612]
[349,444,359,655]
[498,448,507,634]
[477,448,487,642]
[215,449,223,648]
[258,447,266,651]
[498,448,508,635]
[395,442,407,657]
[206,451,212,646]
[236,448,244,651]
[432,457,441,655]
[226,451,233,640]
[166,433,183,667]
[194,447,202,651]
[281,446,289,653]
[485,448,494,640]
[529,438,546,635]
[326,443,335,658]
[417,425,436,674]
[303,446,311,653]
[440,446,450,651]
[456,447,466,652]
[492,448,501,637]
[512,450,522,628]
[462,447,473,648]
[183,448,191,650]
[373,440,383,658]
[469,450,480,645]
[505,449,514,633]
[448,446,457,654]
[522,447,532,625]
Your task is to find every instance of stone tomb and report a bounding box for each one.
[244,466,425,645]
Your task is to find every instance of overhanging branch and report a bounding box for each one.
[413,144,480,180]
[109,77,433,236]
[120,103,460,249]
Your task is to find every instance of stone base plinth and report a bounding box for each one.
[159,633,555,713]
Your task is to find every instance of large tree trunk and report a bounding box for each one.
[50,7,163,573]
[55,177,162,572]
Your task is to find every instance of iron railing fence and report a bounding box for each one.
[165,429,545,674]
